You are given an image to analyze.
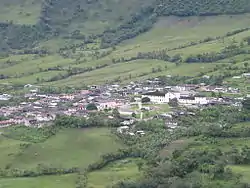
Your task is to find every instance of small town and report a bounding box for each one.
[0,76,248,136]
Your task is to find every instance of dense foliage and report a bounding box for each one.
[1,0,250,51]
[110,106,250,188]
[157,0,250,16]
[3,126,57,143]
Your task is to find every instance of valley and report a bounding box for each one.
[0,0,250,188]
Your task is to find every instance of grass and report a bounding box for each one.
[0,128,143,188]
[1,71,68,85]
[0,174,78,188]
[229,165,250,183]
[0,55,73,77]
[46,59,173,86]
[119,14,250,55]
[188,137,250,152]
[1,14,250,88]
[0,0,42,24]
[45,61,222,87]
[0,128,123,170]
[160,138,195,158]
[0,135,26,168]
[87,158,143,188]
[142,104,170,118]
[0,158,144,188]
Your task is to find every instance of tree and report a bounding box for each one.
[211,91,216,98]
[218,92,222,98]
[112,108,120,118]
[141,97,150,103]
[242,98,250,111]
[244,62,249,68]
[169,98,178,107]
[244,36,250,45]
[86,103,98,111]
[136,161,144,171]
[132,113,137,118]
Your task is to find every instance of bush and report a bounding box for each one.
[86,103,98,111]
[141,97,150,103]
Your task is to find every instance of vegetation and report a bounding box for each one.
[3,126,57,143]
[0,13,250,87]
[110,106,250,188]
[141,97,150,103]
[86,103,98,111]
[1,0,250,187]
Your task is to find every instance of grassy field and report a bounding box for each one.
[43,61,223,87]
[119,14,250,54]
[0,0,42,24]
[87,158,143,188]
[0,136,26,168]
[230,165,250,183]
[0,158,143,188]
[0,128,123,170]
[0,128,146,188]
[0,174,78,188]
[0,55,73,77]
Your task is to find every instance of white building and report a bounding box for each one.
[242,73,250,78]
[141,91,180,103]
[178,96,209,105]
[142,91,209,105]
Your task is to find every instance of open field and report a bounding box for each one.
[43,61,223,87]
[0,158,143,188]
[188,138,250,152]
[0,136,26,168]
[0,174,78,188]
[0,128,123,170]
[230,165,250,183]
[118,14,250,55]
[0,0,42,24]
[87,158,143,188]
[0,55,73,77]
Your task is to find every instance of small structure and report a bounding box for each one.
[117,126,129,134]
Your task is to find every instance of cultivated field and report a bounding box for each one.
[1,14,250,89]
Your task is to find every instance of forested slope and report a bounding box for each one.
[1,0,250,52]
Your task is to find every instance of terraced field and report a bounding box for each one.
[0,14,249,89]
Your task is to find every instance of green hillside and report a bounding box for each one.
[0,14,250,92]
[1,0,250,51]
[0,0,250,91]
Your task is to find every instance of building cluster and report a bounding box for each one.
[0,79,245,129]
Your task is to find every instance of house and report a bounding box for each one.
[141,91,180,104]
[202,75,210,79]
[0,94,11,101]
[232,76,241,79]
[97,101,123,110]
[0,119,15,127]
[178,96,209,105]
[136,130,145,135]
[117,126,129,133]
[242,73,250,78]
[24,84,33,88]
[166,122,178,129]
[172,84,198,91]
[121,119,134,126]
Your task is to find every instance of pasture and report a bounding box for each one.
[0,128,124,170]
[87,158,143,188]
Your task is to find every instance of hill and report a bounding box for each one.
[0,0,250,93]
[1,0,250,51]
[0,14,250,93]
